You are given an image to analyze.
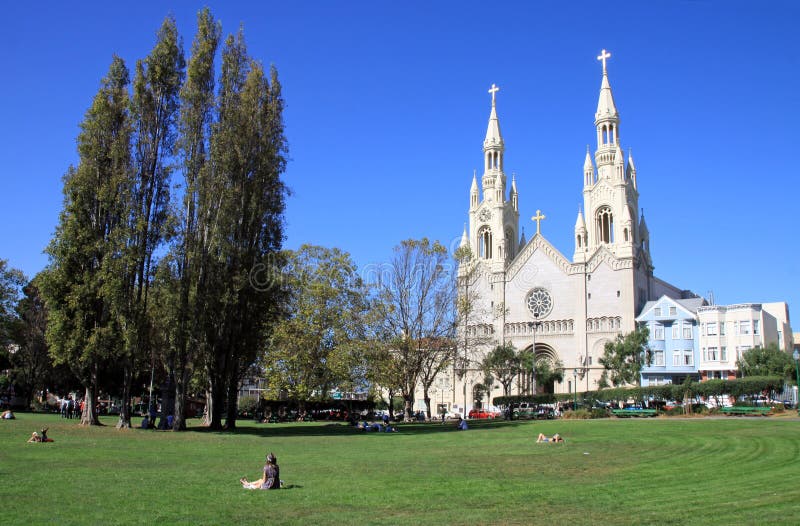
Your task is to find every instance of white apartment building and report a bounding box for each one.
[696,303,789,380]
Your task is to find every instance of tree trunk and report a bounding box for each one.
[225,364,239,430]
[208,373,225,430]
[173,367,190,431]
[116,363,133,429]
[423,388,432,420]
[81,385,102,426]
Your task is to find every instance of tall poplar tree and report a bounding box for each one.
[115,17,186,428]
[170,8,222,431]
[202,30,288,430]
[41,57,132,425]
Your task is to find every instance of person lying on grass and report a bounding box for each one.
[27,427,53,443]
[536,433,563,443]
[241,452,281,490]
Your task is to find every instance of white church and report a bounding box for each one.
[432,51,698,416]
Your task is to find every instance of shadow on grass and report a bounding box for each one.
[182,418,529,437]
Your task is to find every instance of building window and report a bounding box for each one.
[597,206,614,243]
[653,324,664,340]
[753,319,760,335]
[479,227,493,259]
[740,320,750,335]
[672,323,680,339]
[721,347,727,361]
[707,322,717,336]
[683,323,693,339]
[683,351,693,366]
[654,307,662,317]
[669,306,677,316]
[720,322,726,336]
[708,347,718,361]
[653,351,664,366]
[673,352,681,366]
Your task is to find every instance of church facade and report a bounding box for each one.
[434,51,696,416]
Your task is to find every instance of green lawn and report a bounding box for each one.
[1,413,799,525]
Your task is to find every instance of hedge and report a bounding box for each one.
[493,376,784,407]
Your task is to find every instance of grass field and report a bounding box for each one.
[2,413,799,525]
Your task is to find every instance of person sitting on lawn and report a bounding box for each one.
[456,417,468,431]
[1,409,15,419]
[536,433,563,443]
[241,452,281,490]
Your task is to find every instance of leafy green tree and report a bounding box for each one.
[534,358,565,391]
[8,276,51,407]
[599,327,650,387]
[0,259,25,348]
[263,246,368,409]
[200,29,288,430]
[168,7,222,431]
[41,57,133,425]
[738,343,794,381]
[482,344,519,396]
[113,15,186,429]
[371,239,457,421]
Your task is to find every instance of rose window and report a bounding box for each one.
[525,287,553,318]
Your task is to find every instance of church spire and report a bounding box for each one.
[583,146,594,186]
[594,49,620,173]
[470,170,479,209]
[483,84,504,176]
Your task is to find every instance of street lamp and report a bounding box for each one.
[573,369,579,411]
[793,349,800,415]
[529,313,540,395]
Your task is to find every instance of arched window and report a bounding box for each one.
[596,206,614,244]
[479,227,493,259]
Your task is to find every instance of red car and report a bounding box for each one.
[468,409,497,419]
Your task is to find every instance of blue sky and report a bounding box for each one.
[1,1,798,320]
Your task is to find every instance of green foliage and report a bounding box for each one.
[0,259,26,346]
[599,327,650,386]
[41,55,134,424]
[482,343,519,396]
[562,409,592,419]
[264,246,369,402]
[738,343,795,381]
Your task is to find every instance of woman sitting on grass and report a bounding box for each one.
[241,452,281,490]
[536,433,563,443]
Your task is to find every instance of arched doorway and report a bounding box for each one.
[519,344,561,394]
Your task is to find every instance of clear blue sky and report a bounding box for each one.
[1,1,798,321]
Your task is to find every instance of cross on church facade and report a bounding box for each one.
[597,49,611,73]
[532,209,546,234]
[488,83,499,104]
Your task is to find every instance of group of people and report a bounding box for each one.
[357,420,397,432]
[60,397,82,419]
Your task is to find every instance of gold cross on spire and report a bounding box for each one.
[597,49,611,74]
[488,83,500,105]
[531,209,546,234]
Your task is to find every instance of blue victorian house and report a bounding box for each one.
[636,295,707,386]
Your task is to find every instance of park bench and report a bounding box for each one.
[720,406,771,416]
[611,409,657,418]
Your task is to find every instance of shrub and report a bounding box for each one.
[665,407,684,416]
[237,396,260,417]
[562,409,591,419]
[590,408,610,419]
